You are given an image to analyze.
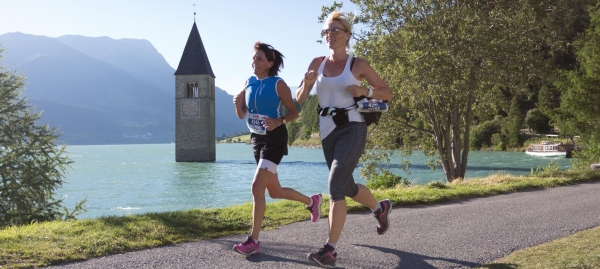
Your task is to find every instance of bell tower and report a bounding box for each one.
[174,21,216,162]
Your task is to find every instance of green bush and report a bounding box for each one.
[530,161,561,177]
[366,170,410,190]
[470,120,501,149]
[425,180,448,189]
[491,133,505,150]
[525,108,552,134]
[0,54,85,228]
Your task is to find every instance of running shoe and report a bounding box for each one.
[233,235,260,256]
[307,244,337,268]
[373,199,392,235]
[306,193,323,222]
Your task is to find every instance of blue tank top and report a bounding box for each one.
[245,76,282,119]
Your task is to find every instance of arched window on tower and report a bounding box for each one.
[186,83,192,98]
[186,82,198,98]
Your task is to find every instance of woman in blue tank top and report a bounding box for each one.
[296,11,394,268]
[231,42,323,256]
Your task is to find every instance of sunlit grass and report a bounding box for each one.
[478,226,600,269]
[1,169,599,268]
[218,132,323,148]
[216,134,251,143]
[290,135,322,148]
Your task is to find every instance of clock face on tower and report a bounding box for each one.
[182,99,200,118]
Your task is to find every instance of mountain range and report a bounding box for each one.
[0,32,247,145]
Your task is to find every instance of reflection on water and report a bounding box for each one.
[60,144,572,219]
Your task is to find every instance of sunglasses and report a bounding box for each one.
[321,27,347,37]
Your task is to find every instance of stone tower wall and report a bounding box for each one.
[175,74,215,162]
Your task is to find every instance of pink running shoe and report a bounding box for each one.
[306,193,322,222]
[233,235,260,256]
[307,244,337,268]
[373,199,392,235]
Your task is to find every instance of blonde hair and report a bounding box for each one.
[325,11,352,49]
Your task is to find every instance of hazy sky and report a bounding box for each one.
[0,0,359,95]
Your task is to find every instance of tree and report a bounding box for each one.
[555,3,600,167]
[469,116,501,150]
[299,95,320,140]
[501,95,524,149]
[525,108,552,135]
[0,50,80,228]
[536,0,596,142]
[338,0,557,182]
[286,120,300,145]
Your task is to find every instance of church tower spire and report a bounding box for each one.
[174,19,216,162]
[174,22,215,77]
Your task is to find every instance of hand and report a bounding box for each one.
[233,91,244,106]
[303,70,317,86]
[262,116,281,131]
[346,85,369,97]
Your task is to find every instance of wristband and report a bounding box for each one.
[367,88,374,97]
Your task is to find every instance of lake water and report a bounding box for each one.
[60,143,572,219]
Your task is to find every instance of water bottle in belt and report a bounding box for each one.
[356,98,388,113]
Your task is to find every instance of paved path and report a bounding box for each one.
[48,182,600,269]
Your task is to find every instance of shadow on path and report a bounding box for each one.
[244,253,314,267]
[353,244,481,269]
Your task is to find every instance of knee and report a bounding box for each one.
[329,182,346,201]
[345,183,359,198]
[251,182,265,197]
[329,191,345,202]
[329,181,358,201]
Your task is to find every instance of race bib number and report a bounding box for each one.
[247,113,267,135]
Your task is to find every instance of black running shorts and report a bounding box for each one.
[250,124,288,165]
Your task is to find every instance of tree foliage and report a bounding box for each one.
[0,51,81,228]
[286,119,300,145]
[342,0,557,182]
[299,95,320,139]
[470,116,502,150]
[555,3,600,167]
[525,108,552,135]
[500,95,525,149]
[535,0,596,143]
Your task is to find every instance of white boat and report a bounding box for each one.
[525,141,567,157]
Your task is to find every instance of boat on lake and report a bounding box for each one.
[525,141,567,157]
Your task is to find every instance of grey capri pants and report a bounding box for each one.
[321,122,367,201]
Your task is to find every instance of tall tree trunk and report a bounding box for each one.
[460,62,478,178]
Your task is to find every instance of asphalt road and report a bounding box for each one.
[48,181,600,269]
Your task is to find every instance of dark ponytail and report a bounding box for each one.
[254,41,284,77]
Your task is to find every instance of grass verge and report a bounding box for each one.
[478,225,600,269]
[1,169,599,268]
